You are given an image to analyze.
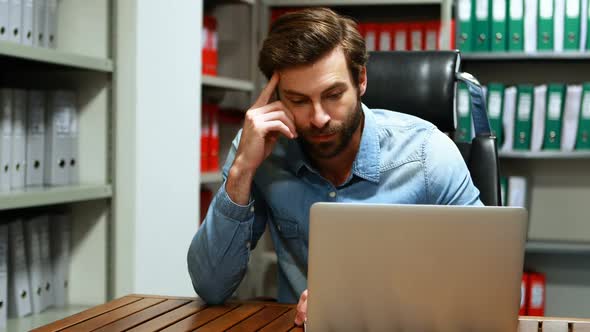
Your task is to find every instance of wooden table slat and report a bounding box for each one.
[160,304,239,332]
[193,304,264,332]
[62,297,165,332]
[258,309,298,332]
[289,327,304,332]
[92,299,191,332]
[226,305,290,332]
[30,296,142,332]
[126,300,208,332]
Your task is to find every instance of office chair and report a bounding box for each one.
[362,50,501,206]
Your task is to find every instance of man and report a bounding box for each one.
[188,7,482,326]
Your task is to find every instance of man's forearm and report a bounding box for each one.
[226,160,256,205]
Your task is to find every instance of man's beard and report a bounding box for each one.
[299,100,363,160]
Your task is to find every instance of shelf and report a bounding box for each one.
[0,184,113,211]
[263,0,442,6]
[0,41,114,72]
[201,172,224,184]
[499,151,590,159]
[202,75,255,92]
[526,241,590,254]
[461,52,590,61]
[5,304,93,331]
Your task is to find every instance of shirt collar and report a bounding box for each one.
[286,103,381,183]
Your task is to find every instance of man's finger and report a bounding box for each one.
[253,72,279,108]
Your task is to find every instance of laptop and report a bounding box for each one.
[306,203,528,332]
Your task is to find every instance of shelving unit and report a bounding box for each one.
[462,52,590,61]
[0,185,112,210]
[202,75,255,92]
[200,172,224,185]
[499,151,590,159]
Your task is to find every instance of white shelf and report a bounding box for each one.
[462,52,590,61]
[5,305,93,331]
[264,0,441,6]
[0,184,113,211]
[202,75,255,92]
[0,41,114,72]
[526,241,590,254]
[499,151,590,159]
[201,172,224,184]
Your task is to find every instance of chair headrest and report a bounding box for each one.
[362,51,461,132]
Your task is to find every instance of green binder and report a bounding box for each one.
[564,0,581,50]
[491,0,508,51]
[537,0,555,50]
[543,84,566,150]
[500,176,508,206]
[458,0,474,52]
[487,83,505,145]
[473,0,491,51]
[514,85,534,150]
[457,83,473,142]
[507,0,525,51]
[575,83,590,149]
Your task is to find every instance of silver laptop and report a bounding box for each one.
[307,203,528,332]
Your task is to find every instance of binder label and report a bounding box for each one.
[582,92,590,118]
[380,32,391,51]
[476,0,489,19]
[566,0,580,17]
[1,106,10,136]
[459,0,472,20]
[511,0,524,19]
[540,0,554,18]
[493,0,507,20]
[411,30,422,50]
[394,31,406,50]
[458,89,470,116]
[489,91,502,118]
[518,94,532,120]
[548,93,562,120]
[531,284,544,306]
[55,109,71,137]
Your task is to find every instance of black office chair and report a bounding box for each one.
[362,50,501,206]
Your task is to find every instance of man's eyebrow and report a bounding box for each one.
[282,82,348,97]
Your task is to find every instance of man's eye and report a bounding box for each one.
[328,92,343,100]
[290,99,307,105]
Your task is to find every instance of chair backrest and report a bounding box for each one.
[362,51,501,206]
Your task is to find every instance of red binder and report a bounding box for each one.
[408,22,424,51]
[527,272,546,316]
[202,16,218,76]
[208,104,220,172]
[201,104,211,172]
[520,273,529,316]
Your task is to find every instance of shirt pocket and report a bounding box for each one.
[275,217,299,239]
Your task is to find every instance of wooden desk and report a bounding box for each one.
[31,294,590,332]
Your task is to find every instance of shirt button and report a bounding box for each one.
[329,191,336,198]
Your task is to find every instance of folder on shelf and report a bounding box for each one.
[209,104,220,172]
[26,90,45,187]
[11,89,27,190]
[68,102,79,185]
[500,176,508,206]
[201,103,210,172]
[555,0,566,51]
[38,215,54,310]
[8,0,22,43]
[581,0,588,50]
[543,83,566,150]
[408,22,424,51]
[508,0,525,51]
[0,0,9,41]
[491,0,508,51]
[51,214,71,308]
[456,82,472,142]
[0,89,12,192]
[33,0,45,47]
[360,23,379,52]
[514,85,534,150]
[21,0,34,46]
[474,0,491,51]
[520,272,529,316]
[527,272,546,316]
[8,220,33,318]
[561,84,582,151]
[424,20,440,50]
[0,225,8,328]
[45,91,73,186]
[458,0,474,51]
[538,0,555,50]
[524,0,538,51]
[502,86,517,151]
[508,176,527,207]
[24,217,45,314]
[487,83,505,145]
[575,82,590,149]
[392,23,408,50]
[531,85,547,152]
[564,0,582,50]
[378,23,392,51]
[43,0,57,48]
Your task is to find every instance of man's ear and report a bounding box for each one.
[358,66,367,97]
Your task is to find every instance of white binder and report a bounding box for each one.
[11,89,27,190]
[32,0,44,46]
[0,0,10,41]
[7,220,32,318]
[0,89,12,192]
[0,225,8,328]
[43,0,57,48]
[45,91,72,186]
[26,90,45,187]
[501,86,518,152]
[524,0,538,52]
[8,0,22,43]
[21,0,33,45]
[531,85,548,152]
[23,218,44,314]
[508,176,528,207]
[68,102,79,184]
[51,214,70,307]
[38,216,54,310]
[561,85,583,151]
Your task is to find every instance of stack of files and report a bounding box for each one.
[0,0,58,47]
[361,20,443,51]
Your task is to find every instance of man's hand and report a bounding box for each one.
[294,289,308,326]
[226,72,298,205]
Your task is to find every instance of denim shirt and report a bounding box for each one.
[187,104,482,305]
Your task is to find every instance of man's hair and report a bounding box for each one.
[258,8,368,87]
